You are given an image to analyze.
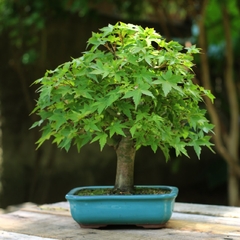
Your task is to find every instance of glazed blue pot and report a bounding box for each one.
[65,185,178,228]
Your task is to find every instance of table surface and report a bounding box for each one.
[0,201,240,240]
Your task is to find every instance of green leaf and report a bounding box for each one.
[162,70,173,80]
[49,112,66,130]
[169,75,182,83]
[106,92,120,107]
[29,119,43,129]
[52,134,64,145]
[107,121,126,138]
[185,45,200,54]
[87,32,106,49]
[173,138,189,158]
[36,124,52,148]
[202,123,214,133]
[59,137,72,151]
[100,24,114,37]
[122,89,142,109]
[144,55,152,66]
[39,85,52,101]
[160,145,170,162]
[126,54,139,66]
[75,134,92,152]
[132,90,142,109]
[182,129,189,139]
[91,132,108,151]
[117,102,133,119]
[157,56,165,65]
[204,89,215,103]
[130,124,138,137]
[75,88,93,99]
[93,98,109,114]
[131,46,142,54]
[84,120,101,132]
[150,142,158,153]
[193,143,201,159]
[161,82,172,96]
[141,89,155,98]
[90,69,105,75]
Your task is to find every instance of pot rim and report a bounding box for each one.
[65,185,178,201]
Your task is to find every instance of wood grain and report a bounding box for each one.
[0,202,239,239]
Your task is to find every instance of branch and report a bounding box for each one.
[221,5,239,157]
[197,0,240,178]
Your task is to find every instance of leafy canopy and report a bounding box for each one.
[31,22,214,160]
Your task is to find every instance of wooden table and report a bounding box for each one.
[0,201,240,239]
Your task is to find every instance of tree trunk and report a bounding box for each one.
[114,131,136,193]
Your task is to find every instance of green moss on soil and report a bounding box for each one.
[75,187,171,196]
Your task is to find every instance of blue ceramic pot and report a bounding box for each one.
[65,185,178,228]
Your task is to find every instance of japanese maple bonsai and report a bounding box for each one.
[31,22,214,227]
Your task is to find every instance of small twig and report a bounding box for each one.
[104,43,115,54]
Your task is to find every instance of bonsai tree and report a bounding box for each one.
[31,22,214,194]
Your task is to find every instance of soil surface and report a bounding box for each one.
[76,187,171,196]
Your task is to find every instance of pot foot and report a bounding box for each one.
[136,223,166,229]
[78,223,166,229]
[79,224,107,229]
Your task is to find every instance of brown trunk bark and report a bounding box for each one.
[114,130,136,193]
